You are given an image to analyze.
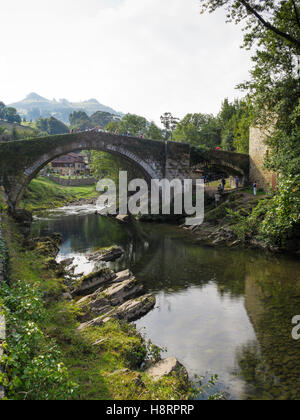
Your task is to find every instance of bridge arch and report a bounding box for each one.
[0,132,249,212]
[0,132,166,211]
[190,148,250,183]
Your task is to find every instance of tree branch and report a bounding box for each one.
[291,0,300,29]
[239,0,300,49]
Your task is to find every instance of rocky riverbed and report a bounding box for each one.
[50,235,189,387]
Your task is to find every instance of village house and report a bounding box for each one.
[51,152,89,176]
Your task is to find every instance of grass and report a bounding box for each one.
[51,174,93,180]
[0,213,192,400]
[20,176,98,211]
[0,121,37,139]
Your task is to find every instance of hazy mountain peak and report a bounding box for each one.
[25,92,47,101]
[10,93,123,123]
[87,98,100,104]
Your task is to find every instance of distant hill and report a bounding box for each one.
[9,93,123,124]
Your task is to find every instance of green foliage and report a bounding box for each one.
[172,113,221,149]
[69,111,90,129]
[218,99,252,153]
[227,176,300,247]
[90,150,144,188]
[201,0,300,246]
[199,1,300,51]
[118,113,147,137]
[0,102,21,124]
[0,280,77,400]
[146,121,164,141]
[90,111,121,128]
[259,176,300,245]
[69,110,120,130]
[172,102,252,151]
[227,200,268,242]
[36,117,69,135]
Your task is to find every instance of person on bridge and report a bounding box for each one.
[139,133,144,139]
[235,176,240,189]
[253,181,257,196]
[215,191,221,207]
[221,177,226,191]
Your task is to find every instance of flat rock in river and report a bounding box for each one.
[77,293,156,329]
[114,294,156,322]
[102,277,144,306]
[146,357,188,382]
[73,268,116,296]
[88,246,124,262]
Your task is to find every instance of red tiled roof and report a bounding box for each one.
[52,153,85,164]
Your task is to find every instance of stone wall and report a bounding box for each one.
[0,215,6,400]
[48,176,96,187]
[249,126,277,191]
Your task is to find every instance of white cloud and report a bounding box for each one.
[0,0,252,123]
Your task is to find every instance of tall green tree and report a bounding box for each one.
[0,102,21,124]
[147,122,164,141]
[118,114,148,136]
[218,99,252,152]
[172,113,221,149]
[69,111,90,129]
[201,0,300,244]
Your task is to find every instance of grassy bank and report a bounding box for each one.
[20,176,98,211]
[0,214,192,400]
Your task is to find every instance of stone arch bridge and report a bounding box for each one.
[0,132,249,212]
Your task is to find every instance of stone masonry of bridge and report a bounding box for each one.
[0,132,249,212]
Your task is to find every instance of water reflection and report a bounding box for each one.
[32,210,300,400]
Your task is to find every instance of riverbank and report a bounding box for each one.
[0,211,194,400]
[182,188,300,255]
[20,176,298,255]
[20,177,98,211]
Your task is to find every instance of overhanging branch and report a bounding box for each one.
[239,0,300,49]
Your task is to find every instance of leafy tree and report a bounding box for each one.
[5,107,21,124]
[0,102,21,124]
[146,122,164,141]
[106,120,120,133]
[90,111,120,128]
[200,1,300,50]
[118,113,148,136]
[201,0,300,244]
[69,111,90,129]
[90,150,146,190]
[172,113,221,149]
[36,116,69,135]
[218,99,252,152]
[160,113,179,140]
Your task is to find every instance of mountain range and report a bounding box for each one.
[9,93,123,124]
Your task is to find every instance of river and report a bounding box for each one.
[31,205,300,400]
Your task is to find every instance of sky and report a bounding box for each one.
[0,0,252,124]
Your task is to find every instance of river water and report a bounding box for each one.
[32,206,300,400]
